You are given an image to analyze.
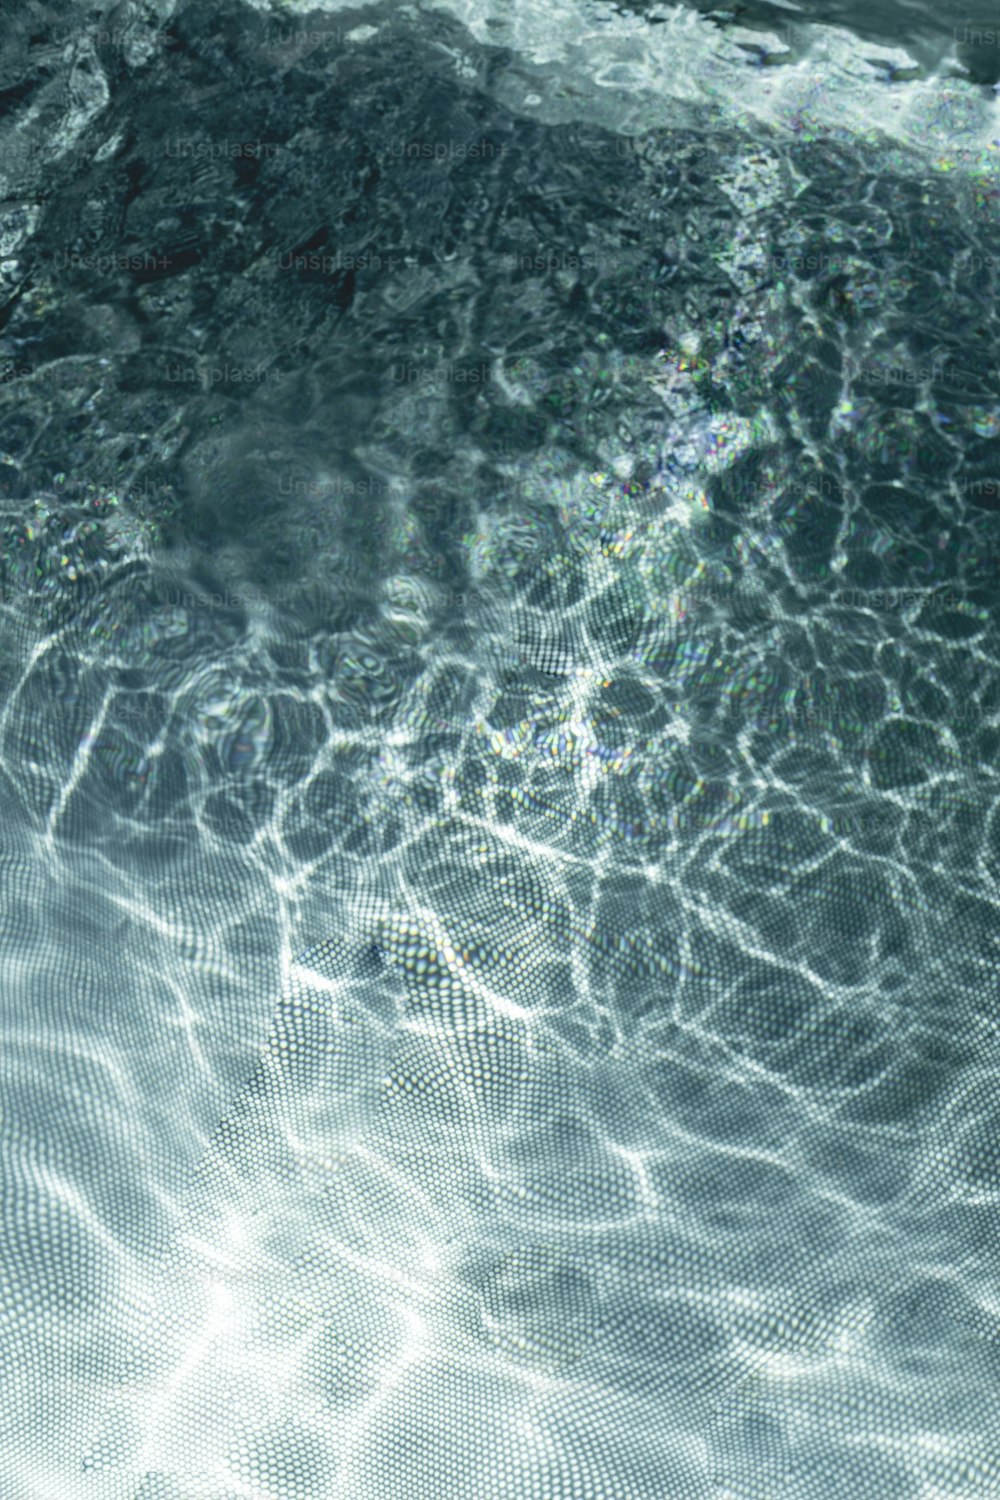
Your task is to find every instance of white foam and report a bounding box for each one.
[261,0,1000,207]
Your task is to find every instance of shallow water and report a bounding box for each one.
[1,2,999,1497]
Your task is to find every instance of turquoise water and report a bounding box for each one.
[0,2,999,1497]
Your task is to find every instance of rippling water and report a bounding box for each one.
[1,1,999,1497]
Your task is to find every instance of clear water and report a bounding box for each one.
[1,2,999,1497]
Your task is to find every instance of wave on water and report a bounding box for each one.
[0,2,999,1498]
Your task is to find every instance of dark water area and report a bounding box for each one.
[0,1,998,1497]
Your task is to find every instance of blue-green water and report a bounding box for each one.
[0,2,999,1497]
